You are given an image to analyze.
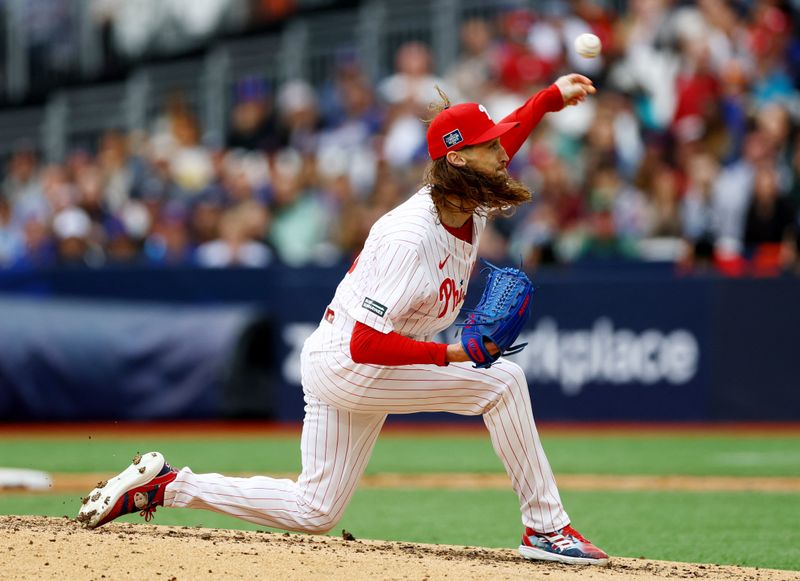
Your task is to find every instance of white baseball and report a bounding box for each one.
[574,33,602,58]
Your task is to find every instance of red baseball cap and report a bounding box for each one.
[426,103,519,160]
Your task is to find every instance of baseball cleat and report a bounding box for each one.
[519,524,609,565]
[76,451,177,529]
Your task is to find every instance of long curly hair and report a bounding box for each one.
[424,88,532,218]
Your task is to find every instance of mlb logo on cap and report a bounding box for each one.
[426,102,519,160]
[443,129,464,148]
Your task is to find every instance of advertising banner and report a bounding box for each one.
[0,267,797,421]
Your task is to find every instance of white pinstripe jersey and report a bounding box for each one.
[328,186,486,343]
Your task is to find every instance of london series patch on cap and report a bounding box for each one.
[443,129,464,149]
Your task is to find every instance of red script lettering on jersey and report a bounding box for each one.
[437,278,465,318]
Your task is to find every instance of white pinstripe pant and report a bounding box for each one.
[164,330,569,534]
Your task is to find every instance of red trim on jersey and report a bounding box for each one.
[350,321,449,367]
[442,215,473,244]
[347,253,360,274]
[499,84,564,161]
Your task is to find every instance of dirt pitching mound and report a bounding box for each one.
[2,516,795,581]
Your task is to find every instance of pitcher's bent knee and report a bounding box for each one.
[294,500,342,534]
[299,520,336,535]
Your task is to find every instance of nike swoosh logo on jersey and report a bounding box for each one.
[438,255,451,269]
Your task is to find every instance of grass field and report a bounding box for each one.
[1,428,799,571]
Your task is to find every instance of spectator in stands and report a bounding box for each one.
[477,222,513,264]
[195,203,272,268]
[316,61,381,198]
[576,203,639,263]
[143,202,193,265]
[2,146,40,211]
[319,54,382,136]
[0,197,23,266]
[755,103,795,188]
[169,112,215,196]
[495,10,554,94]
[14,216,55,268]
[446,18,495,103]
[98,130,134,212]
[268,151,330,266]
[671,41,721,151]
[615,0,671,53]
[276,79,321,154]
[371,163,411,211]
[603,92,645,180]
[135,137,177,202]
[696,0,749,69]
[105,201,150,265]
[74,164,110,227]
[218,149,271,206]
[379,41,452,112]
[591,164,649,242]
[509,152,584,267]
[52,207,103,267]
[716,57,751,164]
[743,164,797,273]
[610,0,677,131]
[713,129,774,250]
[790,134,800,213]
[633,162,683,261]
[582,98,628,181]
[509,201,561,269]
[537,155,585,231]
[188,190,224,249]
[226,77,279,152]
[332,198,369,263]
[681,151,720,268]
[748,3,796,110]
[645,164,682,239]
[33,165,73,222]
[379,42,454,170]
[104,217,141,265]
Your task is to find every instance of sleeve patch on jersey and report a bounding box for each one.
[362,297,388,318]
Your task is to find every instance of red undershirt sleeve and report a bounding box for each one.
[350,321,449,367]
[499,83,564,162]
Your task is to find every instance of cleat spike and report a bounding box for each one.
[76,452,176,529]
[76,510,96,525]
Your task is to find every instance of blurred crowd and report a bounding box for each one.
[1,0,799,275]
[1,0,293,97]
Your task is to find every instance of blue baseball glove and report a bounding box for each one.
[458,261,534,369]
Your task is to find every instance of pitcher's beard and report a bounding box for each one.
[452,166,531,215]
[425,157,532,219]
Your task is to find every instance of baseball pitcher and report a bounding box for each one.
[78,73,608,566]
